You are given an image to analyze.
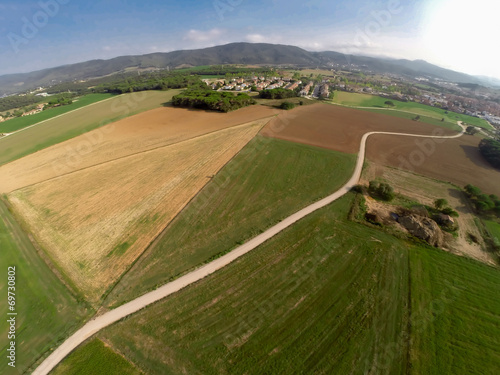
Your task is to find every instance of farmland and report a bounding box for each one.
[0,105,279,193]
[7,119,268,303]
[260,103,459,154]
[92,195,500,375]
[0,200,91,375]
[52,339,142,375]
[331,91,492,129]
[0,93,114,134]
[0,90,181,166]
[364,133,500,196]
[104,136,356,307]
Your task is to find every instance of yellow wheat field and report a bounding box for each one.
[8,118,270,303]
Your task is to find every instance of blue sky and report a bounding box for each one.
[0,0,499,78]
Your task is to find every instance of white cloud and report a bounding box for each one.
[184,28,225,43]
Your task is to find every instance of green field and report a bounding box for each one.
[484,220,500,246]
[0,93,114,134]
[331,91,492,130]
[92,194,500,374]
[52,339,143,375]
[410,248,500,374]
[0,90,180,166]
[0,199,91,375]
[104,136,357,307]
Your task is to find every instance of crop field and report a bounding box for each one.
[0,200,91,375]
[409,249,500,374]
[260,103,459,154]
[0,93,114,134]
[91,195,500,375]
[0,105,279,193]
[0,90,181,166]
[364,133,500,196]
[331,91,492,129]
[52,339,142,375]
[7,119,267,303]
[104,136,356,307]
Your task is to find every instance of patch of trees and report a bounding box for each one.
[172,89,256,112]
[368,181,395,201]
[45,95,73,109]
[478,138,500,169]
[0,95,42,112]
[259,88,297,99]
[464,184,500,216]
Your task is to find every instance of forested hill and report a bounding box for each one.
[0,42,496,96]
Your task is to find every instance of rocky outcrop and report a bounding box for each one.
[397,214,444,247]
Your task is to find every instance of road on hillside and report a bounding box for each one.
[32,122,465,375]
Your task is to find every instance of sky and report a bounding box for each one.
[0,0,499,79]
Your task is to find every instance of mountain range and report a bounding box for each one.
[0,42,497,96]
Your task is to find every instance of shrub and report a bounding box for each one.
[280,101,296,110]
[368,181,395,201]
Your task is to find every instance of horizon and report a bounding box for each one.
[0,0,499,79]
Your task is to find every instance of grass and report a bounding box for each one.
[101,195,411,374]
[0,199,91,375]
[98,193,500,374]
[409,248,500,374]
[51,339,143,375]
[331,91,492,130]
[0,93,114,134]
[0,90,181,166]
[484,220,500,246]
[103,136,357,307]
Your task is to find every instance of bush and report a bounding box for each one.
[368,181,395,201]
[280,102,296,110]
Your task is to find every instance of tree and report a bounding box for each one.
[466,126,479,135]
[434,199,448,210]
[413,115,421,121]
[465,184,482,197]
[479,138,500,169]
[384,100,395,107]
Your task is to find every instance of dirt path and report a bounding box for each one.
[32,123,465,375]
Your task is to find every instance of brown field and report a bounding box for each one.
[361,163,496,266]
[7,113,272,303]
[0,105,278,193]
[365,134,500,196]
[260,103,457,154]
[261,103,499,196]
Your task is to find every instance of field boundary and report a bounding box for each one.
[8,116,277,194]
[0,95,122,140]
[32,122,465,375]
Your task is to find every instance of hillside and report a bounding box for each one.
[0,42,496,96]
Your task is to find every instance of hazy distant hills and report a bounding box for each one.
[0,42,496,96]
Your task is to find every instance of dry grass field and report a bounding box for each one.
[0,105,278,193]
[7,113,272,303]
